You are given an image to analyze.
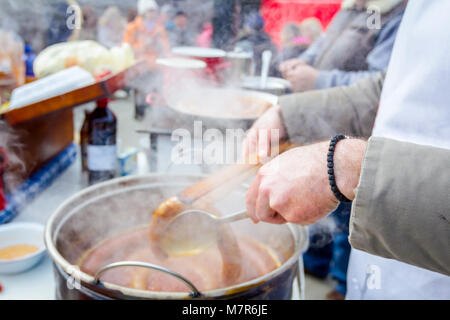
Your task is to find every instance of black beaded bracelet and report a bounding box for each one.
[327,134,351,203]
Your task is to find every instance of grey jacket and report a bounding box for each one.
[280,72,384,144]
[300,3,405,89]
[279,73,450,276]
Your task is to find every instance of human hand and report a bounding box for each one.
[242,105,287,163]
[246,139,367,225]
[285,64,319,93]
[279,58,307,77]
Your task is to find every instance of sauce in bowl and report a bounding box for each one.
[0,244,40,260]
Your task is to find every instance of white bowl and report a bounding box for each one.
[0,222,46,274]
[172,46,227,58]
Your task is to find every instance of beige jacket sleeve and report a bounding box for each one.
[279,72,384,144]
[350,137,450,276]
[278,72,450,276]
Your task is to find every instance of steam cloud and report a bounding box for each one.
[0,120,26,192]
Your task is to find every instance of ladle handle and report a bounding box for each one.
[260,50,272,89]
[220,210,248,224]
[93,261,202,298]
[180,140,295,204]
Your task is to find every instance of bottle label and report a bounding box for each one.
[87,145,117,171]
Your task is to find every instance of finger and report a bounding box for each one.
[268,212,288,224]
[287,60,303,71]
[286,67,300,78]
[243,129,259,164]
[255,186,287,224]
[246,175,261,223]
[258,129,271,160]
[254,181,273,222]
[279,60,291,73]
[241,132,251,161]
[286,59,302,69]
[280,59,299,74]
[284,71,296,82]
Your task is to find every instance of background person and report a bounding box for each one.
[278,23,310,63]
[160,4,175,32]
[123,0,170,69]
[278,19,322,63]
[97,6,127,49]
[279,0,407,92]
[78,4,98,41]
[46,0,81,46]
[123,0,170,120]
[299,17,323,47]
[234,12,279,76]
[167,11,194,47]
[196,22,213,48]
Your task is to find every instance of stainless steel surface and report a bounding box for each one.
[156,58,207,69]
[225,51,253,82]
[45,173,308,299]
[158,88,278,122]
[220,210,247,224]
[160,209,248,255]
[93,261,201,297]
[241,76,291,96]
[260,50,272,89]
[175,208,247,224]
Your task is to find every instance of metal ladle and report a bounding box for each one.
[160,209,248,256]
[260,50,272,89]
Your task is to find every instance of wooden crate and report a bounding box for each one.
[13,109,74,179]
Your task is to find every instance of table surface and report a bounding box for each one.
[0,156,85,299]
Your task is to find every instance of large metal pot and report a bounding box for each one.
[171,47,228,84]
[45,174,308,300]
[241,76,291,96]
[225,51,253,83]
[146,88,278,131]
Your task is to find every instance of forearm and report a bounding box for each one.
[334,138,367,201]
[279,72,384,144]
[350,137,450,276]
[315,69,384,89]
[298,34,324,65]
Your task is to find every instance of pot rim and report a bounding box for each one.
[172,46,227,59]
[162,88,279,121]
[241,76,292,90]
[45,174,308,299]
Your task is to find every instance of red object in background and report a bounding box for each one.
[171,48,228,85]
[261,0,342,47]
[0,193,4,212]
[0,148,7,211]
[196,23,213,48]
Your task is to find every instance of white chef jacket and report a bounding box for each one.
[346,0,450,299]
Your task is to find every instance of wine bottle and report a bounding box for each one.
[87,98,117,185]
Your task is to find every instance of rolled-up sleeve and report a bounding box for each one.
[350,137,450,276]
[279,72,384,144]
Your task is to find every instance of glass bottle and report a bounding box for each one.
[87,98,117,185]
